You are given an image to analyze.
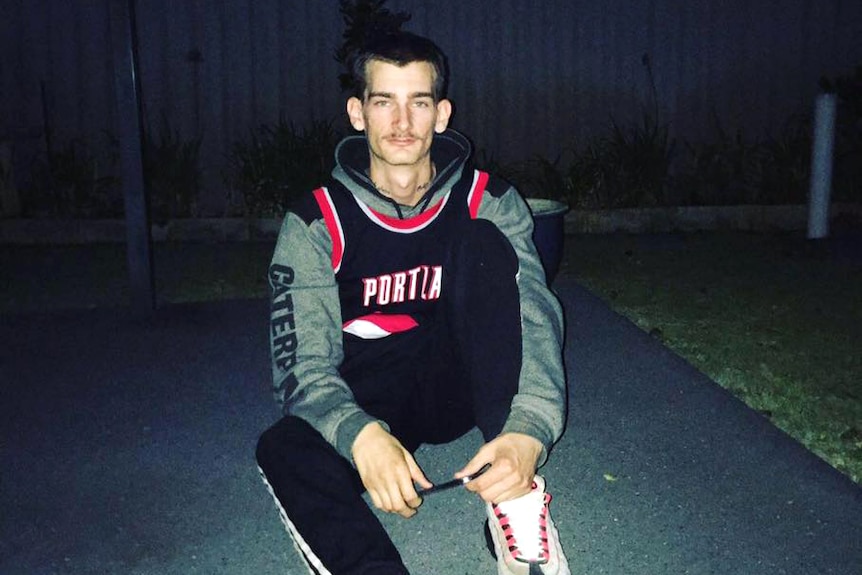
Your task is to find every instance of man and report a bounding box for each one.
[256,31,570,575]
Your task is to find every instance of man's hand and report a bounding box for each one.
[455,432,543,503]
[351,422,432,518]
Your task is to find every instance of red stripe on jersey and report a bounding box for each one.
[342,313,419,339]
[312,188,345,272]
[368,196,446,230]
[468,170,490,219]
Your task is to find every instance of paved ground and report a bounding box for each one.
[1,276,860,574]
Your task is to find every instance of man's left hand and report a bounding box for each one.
[455,432,543,503]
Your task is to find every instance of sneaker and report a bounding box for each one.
[484,475,570,575]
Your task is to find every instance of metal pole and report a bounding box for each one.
[807,93,837,240]
[109,0,155,314]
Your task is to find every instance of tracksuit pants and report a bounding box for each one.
[256,220,525,575]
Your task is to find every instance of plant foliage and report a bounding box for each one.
[334,0,411,93]
[597,54,675,208]
[143,114,203,221]
[226,119,340,218]
[673,121,762,206]
[25,134,121,218]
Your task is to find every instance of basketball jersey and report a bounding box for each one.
[304,170,490,340]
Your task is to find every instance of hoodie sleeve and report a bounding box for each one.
[269,209,381,463]
[474,183,567,465]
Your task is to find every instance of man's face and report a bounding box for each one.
[347,60,452,171]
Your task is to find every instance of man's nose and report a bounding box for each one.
[393,104,412,130]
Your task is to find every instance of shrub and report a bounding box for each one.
[599,113,675,208]
[24,134,121,218]
[484,114,674,211]
[755,113,812,205]
[594,53,676,208]
[226,119,340,218]
[672,123,758,206]
[504,53,677,210]
[143,115,203,221]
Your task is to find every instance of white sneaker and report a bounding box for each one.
[484,476,571,575]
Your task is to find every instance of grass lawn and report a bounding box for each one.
[1,231,859,483]
[561,232,862,484]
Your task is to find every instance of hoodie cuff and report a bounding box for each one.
[334,411,391,465]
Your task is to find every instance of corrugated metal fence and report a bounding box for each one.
[2,0,860,213]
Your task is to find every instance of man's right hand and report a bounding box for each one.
[351,421,432,518]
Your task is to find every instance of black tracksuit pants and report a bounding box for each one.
[256,220,525,575]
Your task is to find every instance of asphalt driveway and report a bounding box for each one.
[1,277,860,574]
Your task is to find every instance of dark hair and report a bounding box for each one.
[347,32,449,101]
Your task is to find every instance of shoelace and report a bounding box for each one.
[492,483,551,563]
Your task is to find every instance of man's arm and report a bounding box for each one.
[457,180,567,501]
[269,211,379,462]
[270,210,433,514]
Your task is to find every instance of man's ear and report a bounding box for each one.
[435,99,453,133]
[346,97,365,132]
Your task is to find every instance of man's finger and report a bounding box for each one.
[368,489,384,511]
[405,494,423,511]
[388,484,417,518]
[380,488,396,513]
[376,463,418,517]
[481,477,525,504]
[406,453,432,490]
[455,449,492,480]
[397,471,422,511]
[465,464,506,496]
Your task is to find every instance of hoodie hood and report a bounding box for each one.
[331,129,473,219]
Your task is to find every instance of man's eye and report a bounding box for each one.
[414,100,431,108]
[373,100,391,107]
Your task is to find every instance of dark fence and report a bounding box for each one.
[2,0,860,214]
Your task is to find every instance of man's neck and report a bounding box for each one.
[368,160,435,207]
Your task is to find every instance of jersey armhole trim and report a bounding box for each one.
[312,187,345,273]
[467,170,490,219]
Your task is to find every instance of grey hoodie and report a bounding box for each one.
[268,129,567,465]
